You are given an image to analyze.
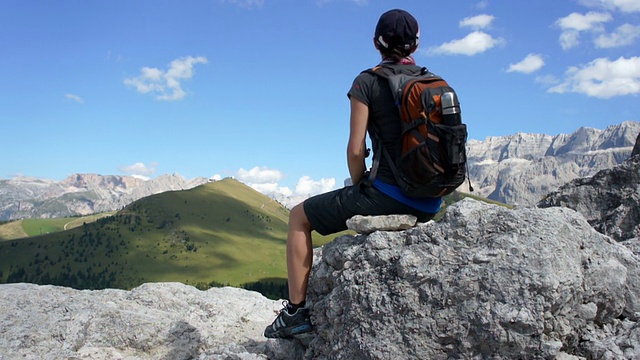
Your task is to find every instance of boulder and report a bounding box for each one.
[296,199,640,359]
[0,282,281,359]
[538,149,640,242]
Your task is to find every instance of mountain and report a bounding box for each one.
[466,120,640,206]
[0,178,343,292]
[538,133,640,242]
[0,178,291,290]
[0,173,209,221]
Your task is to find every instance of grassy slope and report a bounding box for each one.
[0,213,116,240]
[0,220,28,240]
[0,179,343,290]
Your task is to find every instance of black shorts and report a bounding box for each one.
[303,182,437,236]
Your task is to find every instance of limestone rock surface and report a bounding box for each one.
[633,133,640,157]
[0,282,281,359]
[538,136,640,242]
[300,199,640,359]
[467,121,639,206]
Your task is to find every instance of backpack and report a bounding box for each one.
[365,65,469,198]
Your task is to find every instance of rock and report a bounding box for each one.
[538,147,640,242]
[622,237,640,258]
[346,214,417,234]
[633,133,640,157]
[297,199,640,359]
[0,282,281,359]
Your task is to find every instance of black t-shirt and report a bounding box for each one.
[347,64,425,184]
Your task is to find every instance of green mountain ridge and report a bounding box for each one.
[0,179,332,293]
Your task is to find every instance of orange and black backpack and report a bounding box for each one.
[366,65,470,198]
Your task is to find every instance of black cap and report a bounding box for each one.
[374,9,420,52]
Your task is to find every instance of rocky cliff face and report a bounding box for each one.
[633,133,640,157]
[538,135,640,242]
[467,121,640,206]
[0,173,209,220]
[2,198,639,359]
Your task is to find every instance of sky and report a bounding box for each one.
[1,0,639,205]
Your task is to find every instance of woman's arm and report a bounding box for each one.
[347,97,369,185]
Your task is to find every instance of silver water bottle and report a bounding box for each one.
[441,92,462,125]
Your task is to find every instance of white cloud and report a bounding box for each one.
[460,14,495,30]
[556,11,612,31]
[580,0,640,13]
[119,162,157,179]
[232,166,336,208]
[64,93,84,104]
[558,30,581,50]
[271,176,336,208]
[507,54,545,74]
[294,176,336,197]
[210,174,222,181]
[236,166,284,183]
[548,56,640,98]
[124,56,208,101]
[427,31,505,56]
[594,23,640,48]
[605,0,640,12]
[555,12,612,49]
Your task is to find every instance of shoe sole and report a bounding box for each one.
[265,324,314,339]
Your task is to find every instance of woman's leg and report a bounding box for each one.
[286,203,313,304]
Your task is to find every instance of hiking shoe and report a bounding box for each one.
[264,301,313,338]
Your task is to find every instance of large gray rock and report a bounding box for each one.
[538,143,640,242]
[299,199,640,359]
[0,282,281,359]
[633,133,640,157]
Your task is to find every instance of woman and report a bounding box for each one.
[264,9,442,339]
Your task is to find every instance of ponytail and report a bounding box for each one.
[380,47,413,63]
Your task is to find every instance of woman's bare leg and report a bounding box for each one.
[286,203,313,304]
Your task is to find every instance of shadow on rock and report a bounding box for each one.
[163,321,201,360]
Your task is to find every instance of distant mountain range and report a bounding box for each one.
[1,121,638,220]
[0,173,209,221]
[466,121,640,206]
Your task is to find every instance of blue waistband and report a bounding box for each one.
[372,178,442,214]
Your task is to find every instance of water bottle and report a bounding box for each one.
[441,92,462,125]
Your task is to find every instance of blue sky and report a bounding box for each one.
[1,0,639,204]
